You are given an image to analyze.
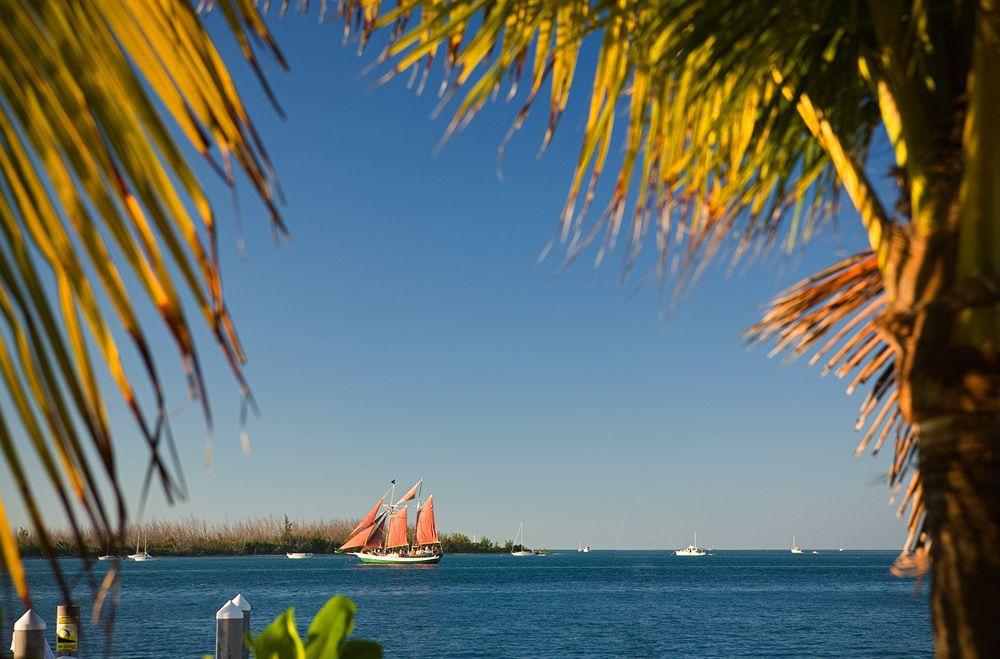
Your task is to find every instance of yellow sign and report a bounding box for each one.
[56,616,78,651]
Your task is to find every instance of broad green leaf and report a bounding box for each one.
[304,596,356,659]
[252,609,305,659]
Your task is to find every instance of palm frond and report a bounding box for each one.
[0,0,283,605]
[746,251,926,572]
[311,1,890,291]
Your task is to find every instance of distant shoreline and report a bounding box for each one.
[13,517,520,558]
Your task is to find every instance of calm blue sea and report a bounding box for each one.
[5,551,931,657]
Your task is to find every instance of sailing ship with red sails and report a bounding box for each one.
[340,479,442,565]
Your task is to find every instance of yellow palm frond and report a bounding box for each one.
[0,0,283,605]
[316,1,891,292]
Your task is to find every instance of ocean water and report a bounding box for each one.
[5,551,931,657]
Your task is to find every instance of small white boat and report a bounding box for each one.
[97,541,113,561]
[811,550,820,555]
[675,532,706,557]
[791,535,803,554]
[128,532,153,561]
[578,542,591,553]
[511,521,532,556]
[286,552,314,559]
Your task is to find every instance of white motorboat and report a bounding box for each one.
[286,552,314,559]
[675,532,706,557]
[578,542,591,553]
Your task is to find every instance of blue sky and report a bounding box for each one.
[5,15,906,550]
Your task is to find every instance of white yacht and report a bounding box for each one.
[286,552,314,559]
[578,542,591,553]
[675,532,706,557]
[511,521,532,556]
[127,531,152,561]
[790,535,803,554]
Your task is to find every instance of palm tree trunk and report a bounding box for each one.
[921,413,1000,657]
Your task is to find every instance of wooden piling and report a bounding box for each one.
[230,594,251,659]
[12,610,46,659]
[215,600,244,659]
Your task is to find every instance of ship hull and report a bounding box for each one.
[354,552,441,565]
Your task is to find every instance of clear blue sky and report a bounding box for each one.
[5,15,905,549]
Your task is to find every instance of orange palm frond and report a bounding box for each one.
[746,251,926,570]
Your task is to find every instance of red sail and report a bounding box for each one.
[341,513,386,550]
[416,496,439,545]
[395,480,422,505]
[340,522,373,550]
[363,515,385,551]
[348,494,387,537]
[386,506,409,549]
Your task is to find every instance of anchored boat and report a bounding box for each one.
[128,531,152,561]
[511,521,532,557]
[675,532,706,557]
[341,479,442,565]
[791,535,803,554]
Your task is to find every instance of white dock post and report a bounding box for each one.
[11,609,46,659]
[230,594,251,659]
[215,600,244,659]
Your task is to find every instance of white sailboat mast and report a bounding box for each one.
[383,480,397,552]
[412,480,422,548]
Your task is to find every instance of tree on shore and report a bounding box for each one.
[0,1,997,656]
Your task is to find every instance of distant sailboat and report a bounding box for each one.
[128,531,152,561]
[97,540,113,561]
[340,479,442,565]
[577,542,591,553]
[790,535,803,554]
[511,521,532,557]
[675,532,706,557]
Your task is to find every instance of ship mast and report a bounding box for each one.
[413,492,420,549]
[383,479,396,553]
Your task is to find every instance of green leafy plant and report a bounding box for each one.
[250,596,381,659]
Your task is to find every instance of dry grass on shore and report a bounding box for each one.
[15,516,359,557]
